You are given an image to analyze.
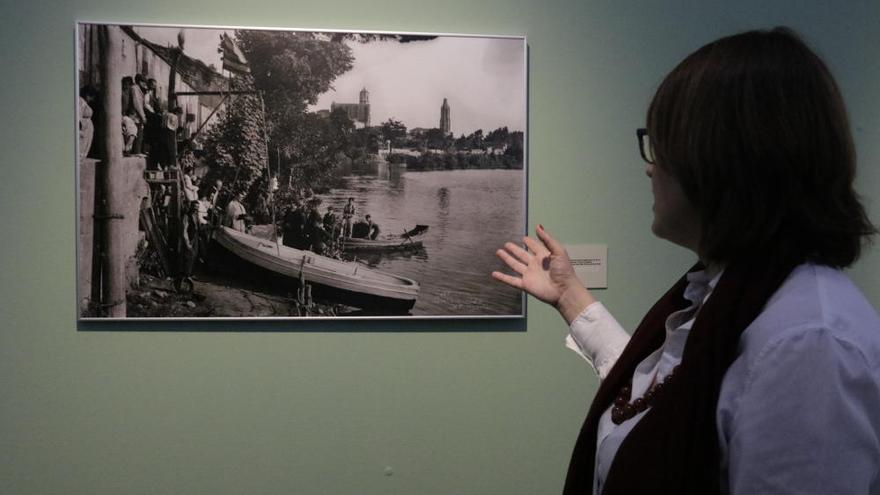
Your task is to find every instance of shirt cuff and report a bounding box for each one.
[565,302,630,379]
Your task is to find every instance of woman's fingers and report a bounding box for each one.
[496,248,528,275]
[491,270,523,289]
[522,236,549,258]
[504,241,532,266]
[536,224,566,256]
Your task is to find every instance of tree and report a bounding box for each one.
[504,131,524,165]
[353,127,382,155]
[282,112,352,191]
[379,118,407,152]
[470,129,484,150]
[425,127,451,150]
[235,30,355,197]
[485,126,509,148]
[236,30,354,129]
[329,108,355,149]
[201,76,269,204]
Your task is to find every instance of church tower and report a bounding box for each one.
[440,98,451,135]
[359,87,370,126]
[330,87,371,127]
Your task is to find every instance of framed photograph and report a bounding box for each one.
[76,22,527,320]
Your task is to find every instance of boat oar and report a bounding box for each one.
[401,228,415,246]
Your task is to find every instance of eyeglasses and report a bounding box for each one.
[637,128,655,164]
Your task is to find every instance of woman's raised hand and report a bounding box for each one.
[492,224,595,324]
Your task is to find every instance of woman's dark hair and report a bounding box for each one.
[647,27,875,267]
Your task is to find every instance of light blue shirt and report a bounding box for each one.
[568,264,880,494]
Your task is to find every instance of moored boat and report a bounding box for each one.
[212,226,419,311]
[401,224,429,238]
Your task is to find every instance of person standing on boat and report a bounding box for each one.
[224,192,248,232]
[365,214,380,240]
[323,206,339,241]
[342,197,356,238]
[305,200,326,254]
[282,201,306,249]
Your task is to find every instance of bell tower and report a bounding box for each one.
[440,98,451,135]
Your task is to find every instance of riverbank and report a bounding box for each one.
[126,272,349,318]
[385,150,523,171]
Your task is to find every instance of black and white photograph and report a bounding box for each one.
[76,23,527,320]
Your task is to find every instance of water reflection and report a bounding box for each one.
[319,166,524,316]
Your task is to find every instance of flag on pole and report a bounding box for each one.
[218,33,249,75]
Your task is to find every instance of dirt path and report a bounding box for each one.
[126,273,340,318]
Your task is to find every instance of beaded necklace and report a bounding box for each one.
[610,365,680,425]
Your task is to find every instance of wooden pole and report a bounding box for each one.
[97,25,127,317]
[168,48,180,112]
[259,93,282,257]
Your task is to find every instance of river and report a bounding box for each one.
[318,162,525,317]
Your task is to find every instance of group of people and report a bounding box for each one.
[281,197,380,255]
[76,74,191,170]
[120,74,189,170]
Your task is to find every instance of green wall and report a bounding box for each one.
[1,1,878,493]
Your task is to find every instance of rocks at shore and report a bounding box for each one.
[127,273,347,318]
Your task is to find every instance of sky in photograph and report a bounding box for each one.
[132,26,526,136]
[132,25,232,71]
[310,36,526,136]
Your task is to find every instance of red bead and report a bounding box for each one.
[635,397,648,411]
[608,367,680,426]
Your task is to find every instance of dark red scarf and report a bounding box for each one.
[562,258,798,494]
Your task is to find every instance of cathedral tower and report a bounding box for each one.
[440,98,451,135]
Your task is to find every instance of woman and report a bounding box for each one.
[77,87,95,161]
[182,166,199,203]
[224,192,249,233]
[493,28,880,494]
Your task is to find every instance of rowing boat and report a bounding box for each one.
[212,226,419,311]
[401,224,429,238]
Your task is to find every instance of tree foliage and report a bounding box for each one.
[234,30,356,199]
[424,127,452,150]
[485,126,509,148]
[282,110,355,191]
[236,30,354,133]
[201,76,268,200]
[380,118,407,152]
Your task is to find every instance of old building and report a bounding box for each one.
[78,25,228,139]
[330,87,371,127]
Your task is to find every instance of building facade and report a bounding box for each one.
[330,87,371,127]
[77,25,227,140]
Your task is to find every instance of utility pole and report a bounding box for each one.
[96,25,127,317]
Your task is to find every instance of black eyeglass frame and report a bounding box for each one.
[636,128,655,164]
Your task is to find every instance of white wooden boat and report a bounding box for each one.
[212,226,419,311]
